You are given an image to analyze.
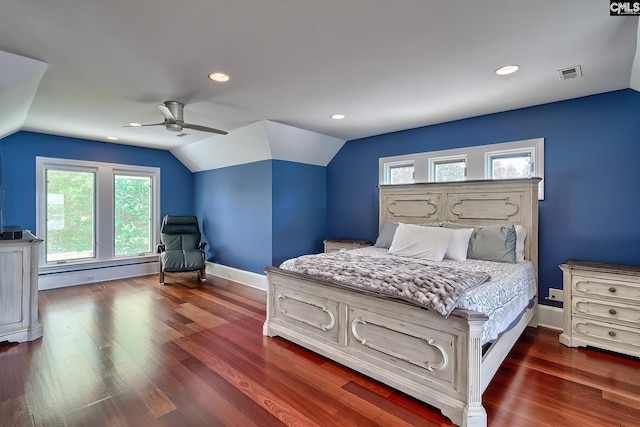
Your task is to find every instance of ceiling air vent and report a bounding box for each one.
[557,65,583,81]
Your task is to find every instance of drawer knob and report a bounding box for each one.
[608,331,617,337]
[608,287,617,293]
[608,309,617,315]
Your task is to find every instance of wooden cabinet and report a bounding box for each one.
[559,261,639,358]
[323,239,372,253]
[0,233,43,343]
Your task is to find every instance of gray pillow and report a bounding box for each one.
[374,221,399,248]
[443,222,517,263]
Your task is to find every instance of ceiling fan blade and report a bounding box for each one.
[158,104,176,122]
[182,123,228,135]
[123,122,165,128]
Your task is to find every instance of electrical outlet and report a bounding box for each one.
[548,288,563,302]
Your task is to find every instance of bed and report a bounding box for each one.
[263,178,541,427]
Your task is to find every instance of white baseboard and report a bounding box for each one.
[206,262,267,291]
[538,304,563,330]
[39,262,159,290]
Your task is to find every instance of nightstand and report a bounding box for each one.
[559,260,639,358]
[323,239,372,253]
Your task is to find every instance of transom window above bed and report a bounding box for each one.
[379,138,544,199]
[384,160,415,184]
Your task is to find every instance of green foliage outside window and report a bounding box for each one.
[46,170,95,262]
[114,175,151,256]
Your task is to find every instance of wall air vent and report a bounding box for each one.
[557,65,583,81]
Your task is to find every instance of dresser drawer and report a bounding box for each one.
[572,318,640,352]
[572,297,640,326]
[572,276,639,303]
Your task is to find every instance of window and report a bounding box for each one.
[385,161,415,184]
[37,157,160,267]
[114,173,152,257]
[379,138,544,198]
[487,150,532,179]
[45,168,95,263]
[431,157,466,182]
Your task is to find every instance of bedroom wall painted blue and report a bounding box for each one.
[194,159,327,274]
[272,160,326,267]
[327,89,640,306]
[194,160,273,274]
[0,131,194,233]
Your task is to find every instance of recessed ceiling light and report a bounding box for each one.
[208,72,230,82]
[106,136,119,141]
[331,114,345,120]
[495,65,519,75]
[128,122,142,127]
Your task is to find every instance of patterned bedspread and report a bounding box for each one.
[291,250,490,317]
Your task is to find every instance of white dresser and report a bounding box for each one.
[559,261,639,358]
[0,233,43,343]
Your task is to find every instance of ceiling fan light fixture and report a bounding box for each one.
[124,101,228,136]
[495,65,519,75]
[331,114,345,120]
[208,72,230,82]
[165,122,183,132]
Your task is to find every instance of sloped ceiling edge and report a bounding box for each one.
[266,121,346,167]
[171,121,271,172]
[0,51,48,139]
[172,120,346,172]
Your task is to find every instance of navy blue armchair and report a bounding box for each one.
[157,215,207,285]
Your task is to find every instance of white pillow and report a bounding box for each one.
[444,228,474,261]
[515,225,527,262]
[388,223,453,261]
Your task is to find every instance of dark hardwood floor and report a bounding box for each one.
[1,274,638,427]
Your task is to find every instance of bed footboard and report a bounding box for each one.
[263,266,491,427]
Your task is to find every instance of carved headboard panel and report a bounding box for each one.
[379,178,541,275]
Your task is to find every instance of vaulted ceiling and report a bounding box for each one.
[1,1,638,171]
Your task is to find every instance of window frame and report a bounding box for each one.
[383,160,415,185]
[44,165,97,263]
[429,155,467,182]
[485,147,534,180]
[36,157,161,271]
[113,169,155,258]
[379,138,544,199]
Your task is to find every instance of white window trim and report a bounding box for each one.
[485,147,534,179]
[379,138,544,199]
[36,156,161,272]
[383,159,415,184]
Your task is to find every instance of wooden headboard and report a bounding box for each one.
[379,178,541,276]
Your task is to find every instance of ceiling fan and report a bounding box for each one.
[125,101,228,135]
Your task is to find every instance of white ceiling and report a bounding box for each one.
[0,1,638,169]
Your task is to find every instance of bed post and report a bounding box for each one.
[463,316,487,427]
[263,271,275,337]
